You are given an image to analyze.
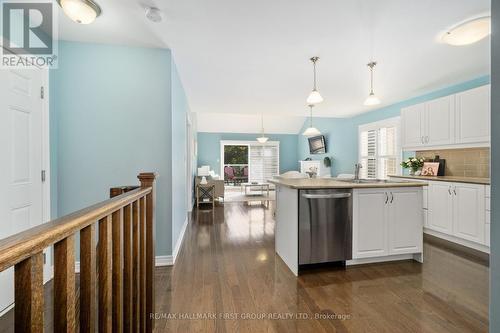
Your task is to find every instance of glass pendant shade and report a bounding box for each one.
[58,0,101,24]
[307,90,324,105]
[302,127,321,137]
[364,92,381,106]
[257,136,269,143]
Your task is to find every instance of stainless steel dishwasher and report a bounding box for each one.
[299,189,352,265]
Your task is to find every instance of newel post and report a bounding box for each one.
[137,172,157,333]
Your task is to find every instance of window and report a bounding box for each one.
[359,117,401,179]
[220,141,280,185]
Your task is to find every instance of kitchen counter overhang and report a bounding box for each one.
[269,178,428,189]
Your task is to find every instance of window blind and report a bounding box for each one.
[359,122,399,179]
[249,144,279,183]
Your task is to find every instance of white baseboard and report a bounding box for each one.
[172,216,189,264]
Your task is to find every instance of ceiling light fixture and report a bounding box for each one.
[306,57,324,105]
[145,7,163,23]
[57,0,102,24]
[256,114,269,143]
[302,105,321,137]
[441,16,491,46]
[364,61,381,106]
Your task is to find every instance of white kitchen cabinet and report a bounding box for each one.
[453,183,485,244]
[426,95,455,146]
[401,84,490,149]
[455,85,490,144]
[427,182,454,234]
[352,190,388,258]
[401,103,425,148]
[388,189,423,255]
[353,188,423,259]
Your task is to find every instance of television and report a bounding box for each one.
[308,135,326,154]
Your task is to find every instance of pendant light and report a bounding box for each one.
[364,61,381,106]
[306,57,324,105]
[302,105,321,137]
[256,114,269,143]
[57,0,102,24]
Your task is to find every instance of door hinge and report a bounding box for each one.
[41,170,46,182]
[40,86,44,99]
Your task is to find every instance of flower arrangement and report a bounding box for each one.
[401,157,424,175]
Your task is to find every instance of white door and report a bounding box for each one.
[453,183,485,244]
[388,189,423,255]
[0,67,47,313]
[353,190,388,258]
[455,85,490,144]
[427,182,454,234]
[426,95,455,146]
[401,103,425,148]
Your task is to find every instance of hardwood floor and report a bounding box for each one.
[154,202,489,333]
[0,202,489,332]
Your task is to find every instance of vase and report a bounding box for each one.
[409,169,415,176]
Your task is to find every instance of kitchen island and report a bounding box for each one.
[269,178,428,276]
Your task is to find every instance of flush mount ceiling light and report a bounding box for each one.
[306,57,324,105]
[57,0,101,24]
[441,16,491,46]
[256,114,269,143]
[302,105,321,137]
[364,61,381,106]
[145,7,163,23]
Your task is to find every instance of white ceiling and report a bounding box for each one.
[57,0,490,133]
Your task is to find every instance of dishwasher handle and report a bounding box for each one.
[302,193,352,199]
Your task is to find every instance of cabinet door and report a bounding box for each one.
[453,183,485,244]
[353,190,388,258]
[401,103,425,148]
[455,85,490,144]
[426,95,455,146]
[427,182,454,234]
[388,189,423,255]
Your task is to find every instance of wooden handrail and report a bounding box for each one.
[0,187,151,272]
[0,172,157,333]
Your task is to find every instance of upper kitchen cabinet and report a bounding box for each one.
[401,84,490,150]
[401,103,425,148]
[455,85,490,144]
[426,95,455,146]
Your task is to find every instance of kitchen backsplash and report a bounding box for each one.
[415,148,490,178]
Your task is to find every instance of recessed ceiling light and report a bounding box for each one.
[146,7,163,23]
[57,0,101,24]
[441,16,491,46]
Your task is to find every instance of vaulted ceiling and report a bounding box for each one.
[58,0,490,133]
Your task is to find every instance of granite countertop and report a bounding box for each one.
[268,178,428,189]
[388,175,490,185]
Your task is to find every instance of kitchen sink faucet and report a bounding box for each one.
[354,163,362,181]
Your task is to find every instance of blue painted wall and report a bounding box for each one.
[297,76,490,176]
[171,59,189,250]
[490,1,499,331]
[51,41,175,256]
[197,132,299,174]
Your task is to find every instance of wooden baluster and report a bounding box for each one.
[80,224,97,333]
[140,196,147,332]
[99,216,112,333]
[138,172,157,333]
[54,235,76,332]
[14,252,44,333]
[112,209,123,332]
[123,203,133,333]
[132,200,141,332]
